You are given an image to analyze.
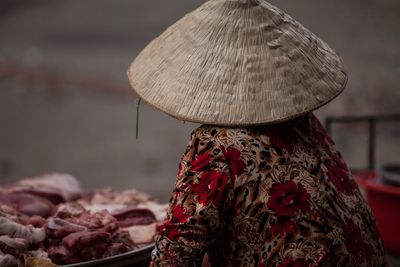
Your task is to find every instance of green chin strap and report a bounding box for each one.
[136,98,142,139]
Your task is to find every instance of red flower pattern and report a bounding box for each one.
[159,205,190,241]
[221,145,246,184]
[170,205,190,223]
[192,170,229,208]
[267,180,310,216]
[191,152,211,172]
[159,223,181,241]
[151,115,387,267]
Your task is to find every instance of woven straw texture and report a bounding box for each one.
[127,0,348,126]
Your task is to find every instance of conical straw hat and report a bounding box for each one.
[127,0,348,126]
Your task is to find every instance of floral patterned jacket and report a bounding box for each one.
[150,113,387,267]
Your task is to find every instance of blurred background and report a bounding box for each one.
[0,0,399,203]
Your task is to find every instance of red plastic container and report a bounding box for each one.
[355,171,400,254]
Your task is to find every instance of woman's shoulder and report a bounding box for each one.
[190,113,317,145]
[189,125,263,150]
[192,125,254,138]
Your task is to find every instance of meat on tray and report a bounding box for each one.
[0,250,17,267]
[44,203,136,264]
[8,173,83,203]
[0,215,45,244]
[124,223,158,245]
[0,190,55,218]
[0,173,83,218]
[0,173,167,266]
[111,207,156,227]
[18,253,58,267]
[79,188,153,206]
[78,188,168,221]
[0,213,54,267]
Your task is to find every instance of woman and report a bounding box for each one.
[127,0,387,266]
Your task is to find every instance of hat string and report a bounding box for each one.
[135,98,142,139]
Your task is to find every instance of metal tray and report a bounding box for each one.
[62,244,153,267]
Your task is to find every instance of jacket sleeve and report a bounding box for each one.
[150,128,234,267]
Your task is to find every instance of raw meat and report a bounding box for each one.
[83,203,126,214]
[12,173,83,202]
[55,231,112,263]
[0,216,45,244]
[0,235,28,256]
[0,174,82,218]
[46,217,87,238]
[79,188,153,206]
[102,230,135,257]
[124,222,158,245]
[52,202,86,218]
[0,174,166,265]
[111,207,156,227]
[0,251,16,267]
[0,190,54,218]
[79,188,167,222]
[137,201,168,221]
[26,215,46,228]
[18,254,57,267]
[44,204,136,264]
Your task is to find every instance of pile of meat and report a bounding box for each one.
[0,174,167,266]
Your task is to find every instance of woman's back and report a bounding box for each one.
[151,113,387,267]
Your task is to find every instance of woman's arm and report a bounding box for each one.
[150,128,235,267]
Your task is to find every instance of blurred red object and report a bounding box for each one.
[355,171,400,254]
